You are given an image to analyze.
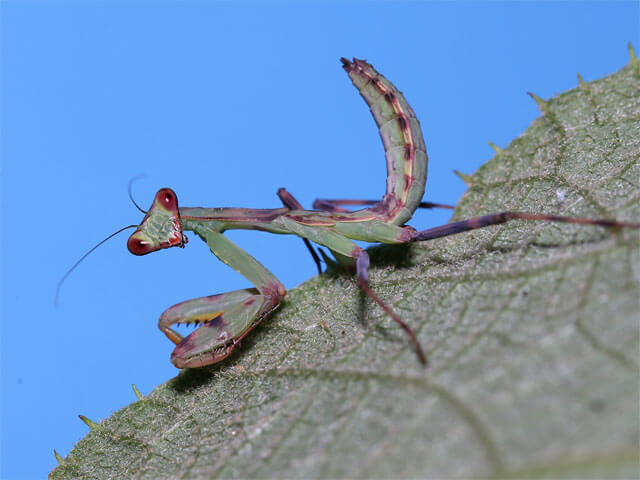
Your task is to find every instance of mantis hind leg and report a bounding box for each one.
[409,211,640,243]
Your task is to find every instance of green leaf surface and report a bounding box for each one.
[51,53,640,480]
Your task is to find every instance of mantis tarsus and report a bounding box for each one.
[75,58,640,369]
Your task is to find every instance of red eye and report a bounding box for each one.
[157,188,177,211]
[127,234,154,256]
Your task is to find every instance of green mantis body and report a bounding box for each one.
[127,58,639,369]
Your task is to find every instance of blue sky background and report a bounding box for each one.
[1,2,638,478]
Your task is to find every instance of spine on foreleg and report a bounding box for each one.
[341,58,428,226]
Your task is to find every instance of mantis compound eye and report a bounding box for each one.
[157,188,178,211]
[127,234,154,256]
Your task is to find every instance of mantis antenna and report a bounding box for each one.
[55,225,139,306]
[56,176,152,305]
[128,174,148,214]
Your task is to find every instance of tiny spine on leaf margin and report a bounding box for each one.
[78,414,100,430]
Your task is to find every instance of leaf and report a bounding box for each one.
[50,53,640,480]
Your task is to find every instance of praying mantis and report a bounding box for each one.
[115,58,640,369]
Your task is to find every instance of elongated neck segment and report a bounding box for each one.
[128,190,292,255]
[179,206,290,232]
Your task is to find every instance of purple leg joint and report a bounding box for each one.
[356,250,370,286]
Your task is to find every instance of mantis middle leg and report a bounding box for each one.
[277,187,323,274]
[279,217,427,364]
[159,226,285,368]
[277,187,455,273]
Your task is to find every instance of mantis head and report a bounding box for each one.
[127,188,188,255]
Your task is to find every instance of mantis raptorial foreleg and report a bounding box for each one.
[160,289,267,367]
[159,225,285,368]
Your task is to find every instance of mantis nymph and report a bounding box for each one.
[71,58,640,368]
